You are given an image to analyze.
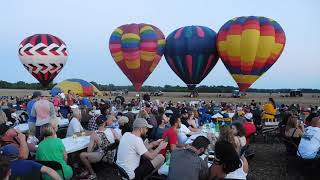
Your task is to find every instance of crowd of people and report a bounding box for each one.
[0,91,320,180]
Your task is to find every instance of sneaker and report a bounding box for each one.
[78,170,89,178]
[88,174,97,180]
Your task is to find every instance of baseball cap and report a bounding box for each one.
[0,144,19,160]
[95,115,106,126]
[133,118,153,128]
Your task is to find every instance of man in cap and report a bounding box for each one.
[116,118,167,180]
[31,91,55,139]
[26,91,41,136]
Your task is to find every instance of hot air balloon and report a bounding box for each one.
[51,79,102,97]
[109,23,165,91]
[217,16,286,91]
[164,26,219,91]
[18,34,68,87]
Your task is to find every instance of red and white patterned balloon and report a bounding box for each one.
[18,34,68,86]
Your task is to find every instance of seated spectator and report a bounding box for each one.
[0,142,61,179]
[66,108,84,137]
[285,115,304,145]
[232,122,247,148]
[209,141,248,180]
[168,136,210,180]
[151,113,169,140]
[305,113,318,127]
[79,115,120,179]
[161,113,186,155]
[36,123,73,179]
[187,110,199,129]
[242,114,257,144]
[218,126,241,154]
[0,124,36,152]
[297,116,320,159]
[116,118,167,180]
[118,116,132,135]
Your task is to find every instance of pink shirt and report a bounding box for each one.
[32,99,55,126]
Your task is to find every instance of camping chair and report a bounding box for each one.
[100,141,119,163]
[36,160,65,180]
[113,162,130,180]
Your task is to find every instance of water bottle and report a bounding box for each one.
[210,121,215,133]
[215,122,220,133]
[165,150,171,165]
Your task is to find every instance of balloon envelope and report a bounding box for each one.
[164,26,219,90]
[109,23,165,91]
[18,34,68,87]
[51,79,102,97]
[217,16,286,91]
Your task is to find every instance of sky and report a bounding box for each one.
[0,0,319,89]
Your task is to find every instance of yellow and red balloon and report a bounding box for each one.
[217,16,286,91]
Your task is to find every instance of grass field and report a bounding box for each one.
[1,89,319,106]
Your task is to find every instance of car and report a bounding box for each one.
[151,90,163,96]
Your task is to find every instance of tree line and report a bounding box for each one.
[1,80,318,94]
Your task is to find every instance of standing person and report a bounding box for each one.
[116,118,167,180]
[66,108,84,137]
[26,91,40,136]
[36,123,73,179]
[31,91,55,139]
[168,136,210,180]
[262,98,277,121]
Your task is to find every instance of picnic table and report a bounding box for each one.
[61,128,122,154]
[14,118,70,133]
[62,135,90,153]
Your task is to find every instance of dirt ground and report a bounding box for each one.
[1,89,319,106]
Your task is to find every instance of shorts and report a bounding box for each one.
[134,156,154,180]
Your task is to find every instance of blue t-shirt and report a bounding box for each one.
[27,99,36,123]
[10,160,43,176]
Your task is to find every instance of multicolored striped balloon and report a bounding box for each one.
[164,26,219,90]
[109,23,165,91]
[217,16,286,91]
[51,79,102,97]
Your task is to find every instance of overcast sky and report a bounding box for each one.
[0,0,319,89]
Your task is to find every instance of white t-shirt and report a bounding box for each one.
[239,136,247,147]
[179,124,191,135]
[298,126,320,159]
[104,128,118,144]
[225,159,247,179]
[66,117,84,137]
[116,132,148,179]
